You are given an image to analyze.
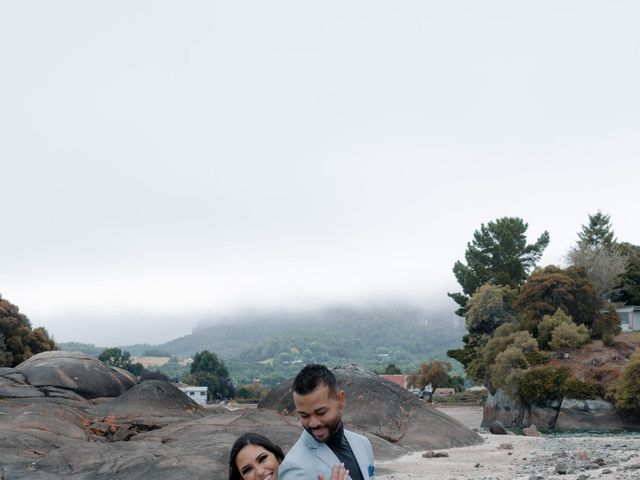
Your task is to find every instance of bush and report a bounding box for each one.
[235,383,269,402]
[602,331,614,346]
[491,346,529,398]
[519,366,604,404]
[519,366,571,405]
[0,295,57,367]
[479,326,541,393]
[550,321,590,351]
[593,305,622,341]
[537,309,573,350]
[525,349,552,366]
[563,378,602,400]
[615,352,640,411]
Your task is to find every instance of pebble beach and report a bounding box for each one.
[375,406,640,480]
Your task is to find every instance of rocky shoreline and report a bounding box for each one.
[377,406,640,480]
[1,353,482,479]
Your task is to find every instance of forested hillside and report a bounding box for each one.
[61,304,466,385]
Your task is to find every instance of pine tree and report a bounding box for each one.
[448,217,550,316]
[577,211,616,249]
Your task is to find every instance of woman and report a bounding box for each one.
[229,432,348,480]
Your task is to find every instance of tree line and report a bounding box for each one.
[444,212,640,413]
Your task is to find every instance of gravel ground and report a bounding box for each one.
[375,406,640,480]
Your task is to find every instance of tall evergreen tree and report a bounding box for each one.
[568,212,627,300]
[577,211,616,249]
[612,243,640,306]
[448,217,550,316]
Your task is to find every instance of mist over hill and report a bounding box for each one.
[62,303,466,385]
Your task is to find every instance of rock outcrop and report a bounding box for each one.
[482,388,640,431]
[1,357,482,479]
[90,380,204,418]
[15,351,135,399]
[555,399,624,430]
[259,367,483,450]
[482,388,528,428]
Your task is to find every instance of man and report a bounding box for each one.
[279,364,375,480]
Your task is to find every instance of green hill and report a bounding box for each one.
[61,304,466,386]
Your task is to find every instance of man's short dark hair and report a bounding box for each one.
[293,364,337,396]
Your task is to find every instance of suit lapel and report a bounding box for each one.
[344,430,369,478]
[302,430,340,469]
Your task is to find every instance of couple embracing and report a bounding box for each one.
[229,364,375,480]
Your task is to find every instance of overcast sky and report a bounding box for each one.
[1,1,639,346]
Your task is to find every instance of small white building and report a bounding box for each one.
[179,386,208,406]
[616,306,640,332]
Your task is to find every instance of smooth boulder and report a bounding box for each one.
[16,351,135,399]
[489,420,508,435]
[258,366,483,450]
[555,399,624,431]
[90,380,204,418]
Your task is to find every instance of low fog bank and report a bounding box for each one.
[45,294,460,347]
[193,296,461,330]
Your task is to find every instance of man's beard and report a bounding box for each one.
[304,417,342,443]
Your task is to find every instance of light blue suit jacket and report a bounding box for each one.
[279,428,375,480]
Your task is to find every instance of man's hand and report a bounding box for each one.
[318,462,348,480]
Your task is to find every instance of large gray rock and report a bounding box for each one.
[0,364,480,478]
[90,380,204,418]
[555,399,624,431]
[0,367,45,399]
[529,400,561,429]
[15,351,135,399]
[0,397,407,480]
[482,388,529,428]
[482,389,636,431]
[258,367,483,450]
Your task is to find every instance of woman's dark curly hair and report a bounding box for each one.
[229,432,285,480]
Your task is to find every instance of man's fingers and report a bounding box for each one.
[328,462,349,480]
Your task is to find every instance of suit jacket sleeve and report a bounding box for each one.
[279,456,314,480]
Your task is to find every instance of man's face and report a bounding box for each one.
[293,384,345,443]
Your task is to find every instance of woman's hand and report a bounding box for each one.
[318,462,349,480]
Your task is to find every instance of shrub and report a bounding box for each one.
[602,331,614,346]
[0,295,57,367]
[615,352,640,411]
[593,305,622,341]
[537,309,573,350]
[519,366,571,405]
[525,349,552,366]
[235,383,269,402]
[465,283,517,335]
[550,321,590,351]
[491,346,529,398]
[563,378,602,399]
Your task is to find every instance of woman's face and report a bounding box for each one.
[235,444,280,480]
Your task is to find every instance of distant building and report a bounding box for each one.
[381,375,406,388]
[614,306,640,332]
[433,388,455,398]
[178,385,208,406]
